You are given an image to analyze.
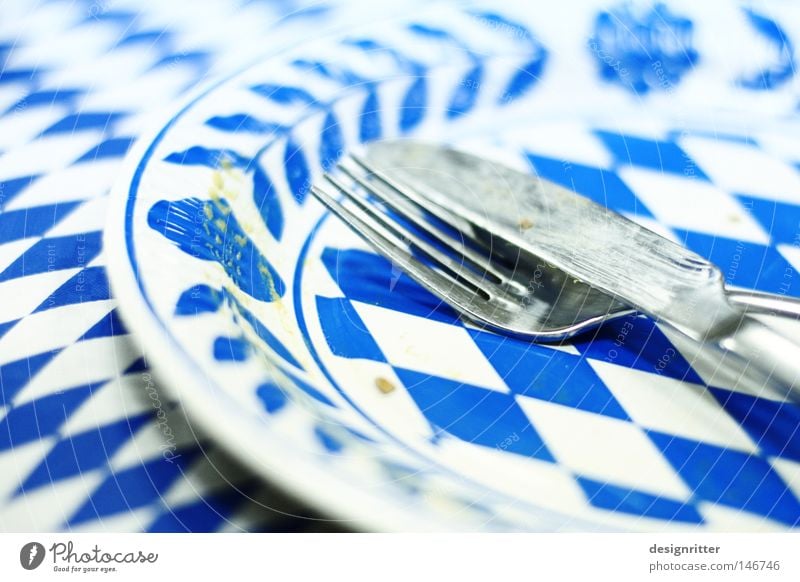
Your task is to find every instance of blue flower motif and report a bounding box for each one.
[589,2,698,94]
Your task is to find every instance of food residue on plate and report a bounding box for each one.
[375,377,396,394]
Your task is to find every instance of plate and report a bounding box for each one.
[106,0,800,531]
[0,0,369,533]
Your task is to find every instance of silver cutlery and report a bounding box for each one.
[311,140,800,400]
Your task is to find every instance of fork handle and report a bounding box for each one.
[717,317,800,401]
[726,289,800,319]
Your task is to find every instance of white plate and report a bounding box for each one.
[106,0,800,531]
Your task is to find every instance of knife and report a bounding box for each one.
[366,140,800,399]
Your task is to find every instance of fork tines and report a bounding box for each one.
[310,153,513,304]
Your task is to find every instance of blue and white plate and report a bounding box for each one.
[106,0,800,531]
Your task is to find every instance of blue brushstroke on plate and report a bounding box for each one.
[147,197,286,302]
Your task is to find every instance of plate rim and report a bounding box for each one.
[102,47,477,533]
[105,2,800,532]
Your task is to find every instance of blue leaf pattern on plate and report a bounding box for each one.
[502,52,548,103]
[283,138,312,202]
[252,165,284,239]
[250,83,319,106]
[213,336,250,361]
[343,37,426,76]
[448,63,483,118]
[257,382,288,413]
[406,23,452,40]
[738,8,795,90]
[319,111,344,171]
[174,284,224,316]
[292,59,363,85]
[163,146,250,169]
[359,87,381,143]
[147,197,285,302]
[206,113,285,134]
[399,76,427,132]
[314,426,344,453]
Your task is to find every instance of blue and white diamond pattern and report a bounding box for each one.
[6,0,800,532]
[0,0,353,532]
[305,118,800,528]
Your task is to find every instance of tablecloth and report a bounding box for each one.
[0,0,348,533]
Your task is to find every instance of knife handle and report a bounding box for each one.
[726,289,800,319]
[717,317,800,402]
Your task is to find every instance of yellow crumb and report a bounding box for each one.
[375,377,396,394]
[212,171,224,190]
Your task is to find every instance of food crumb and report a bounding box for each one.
[375,377,396,394]
[518,217,534,230]
[212,171,224,190]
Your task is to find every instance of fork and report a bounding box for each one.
[310,147,800,400]
[311,154,629,339]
